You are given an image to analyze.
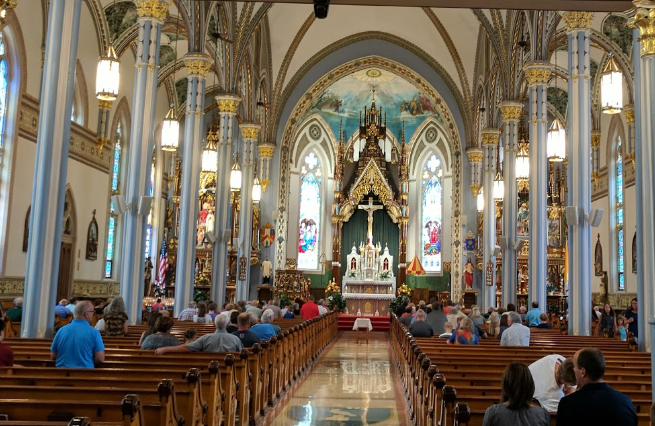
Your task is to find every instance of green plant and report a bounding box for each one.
[193,289,209,303]
[379,271,391,279]
[278,293,292,308]
[327,292,346,312]
[389,296,404,314]
[347,270,358,278]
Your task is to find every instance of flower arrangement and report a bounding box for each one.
[327,292,347,312]
[347,270,358,278]
[325,279,341,295]
[196,274,210,286]
[397,284,412,297]
[546,283,557,295]
[379,271,391,279]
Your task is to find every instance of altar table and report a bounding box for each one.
[342,278,395,316]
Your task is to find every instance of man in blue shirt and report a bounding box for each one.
[50,301,105,368]
[55,299,70,319]
[525,301,543,327]
[250,309,277,340]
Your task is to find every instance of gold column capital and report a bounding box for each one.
[240,123,261,140]
[258,142,276,158]
[466,147,484,163]
[498,101,523,121]
[470,184,482,198]
[523,62,552,85]
[481,128,501,146]
[98,99,114,110]
[562,11,595,31]
[216,94,241,114]
[591,130,601,147]
[624,104,635,124]
[183,53,212,77]
[135,0,168,22]
[632,1,655,56]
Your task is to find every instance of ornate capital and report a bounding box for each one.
[183,53,212,77]
[240,123,261,140]
[216,94,241,114]
[624,104,635,124]
[135,0,168,22]
[591,131,601,147]
[260,179,270,193]
[633,1,655,56]
[523,62,552,85]
[562,12,595,31]
[498,101,523,121]
[470,184,482,198]
[258,142,276,158]
[481,128,500,146]
[466,147,484,164]
[98,99,113,110]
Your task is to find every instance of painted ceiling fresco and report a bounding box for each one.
[306,68,445,143]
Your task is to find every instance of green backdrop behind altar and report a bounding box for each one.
[341,207,399,278]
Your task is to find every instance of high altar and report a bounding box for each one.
[331,93,409,315]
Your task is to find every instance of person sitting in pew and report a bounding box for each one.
[4,297,22,323]
[536,313,553,329]
[55,299,70,319]
[496,313,509,340]
[227,310,239,333]
[141,316,180,350]
[482,361,550,426]
[184,327,198,344]
[0,317,14,366]
[178,301,198,322]
[528,354,576,412]
[500,312,530,346]
[399,306,414,327]
[232,313,261,348]
[426,303,447,336]
[104,296,129,337]
[525,301,542,327]
[447,317,479,345]
[155,315,243,355]
[50,301,105,368]
[139,312,162,346]
[438,322,454,339]
[251,309,278,340]
[409,309,434,337]
[556,347,637,426]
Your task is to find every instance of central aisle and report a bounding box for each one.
[267,332,409,426]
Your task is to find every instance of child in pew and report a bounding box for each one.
[482,361,550,426]
[616,315,627,341]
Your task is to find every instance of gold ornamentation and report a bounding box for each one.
[625,152,636,165]
[216,94,241,113]
[260,179,270,193]
[624,104,635,124]
[592,171,600,186]
[591,131,601,147]
[183,55,212,77]
[633,3,655,57]
[524,63,552,85]
[443,262,452,273]
[499,102,523,121]
[466,148,483,163]
[240,124,261,140]
[135,0,168,21]
[340,160,402,223]
[258,143,276,158]
[481,128,500,145]
[96,136,109,155]
[98,99,113,110]
[562,12,594,31]
[470,184,482,198]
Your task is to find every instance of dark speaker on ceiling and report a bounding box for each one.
[314,0,330,19]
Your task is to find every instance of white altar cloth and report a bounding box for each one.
[342,293,395,300]
[352,318,373,331]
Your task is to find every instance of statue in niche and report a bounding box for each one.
[594,234,603,277]
[463,258,474,289]
[85,210,99,260]
[517,203,529,236]
[632,232,637,274]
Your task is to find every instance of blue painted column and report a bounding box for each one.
[236,124,261,302]
[523,62,550,312]
[563,12,594,336]
[499,102,522,309]
[211,95,241,307]
[119,0,167,324]
[632,2,655,356]
[481,129,500,311]
[173,54,212,312]
[22,0,83,338]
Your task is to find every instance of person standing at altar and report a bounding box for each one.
[261,258,272,284]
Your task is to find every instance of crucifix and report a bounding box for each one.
[358,196,383,245]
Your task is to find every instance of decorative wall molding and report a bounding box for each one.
[71,280,120,298]
[0,276,24,297]
[591,161,635,201]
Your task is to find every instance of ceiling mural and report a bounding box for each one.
[305,67,445,143]
[105,1,138,42]
[602,16,632,58]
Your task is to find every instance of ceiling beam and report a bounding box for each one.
[216,0,632,13]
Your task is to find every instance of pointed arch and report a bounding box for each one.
[606,114,627,292]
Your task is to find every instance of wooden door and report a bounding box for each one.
[57,242,73,302]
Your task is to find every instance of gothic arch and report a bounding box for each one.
[408,118,454,176]
[73,59,90,128]
[605,113,627,292]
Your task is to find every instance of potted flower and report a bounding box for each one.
[379,271,391,279]
[546,283,557,295]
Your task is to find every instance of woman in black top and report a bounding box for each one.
[599,303,617,338]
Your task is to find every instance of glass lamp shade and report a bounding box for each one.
[201,140,218,173]
[252,177,262,202]
[96,46,120,101]
[601,57,623,114]
[477,189,484,212]
[493,176,504,201]
[516,152,530,181]
[230,159,242,190]
[547,118,566,162]
[161,106,179,152]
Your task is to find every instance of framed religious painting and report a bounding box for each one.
[86,210,99,260]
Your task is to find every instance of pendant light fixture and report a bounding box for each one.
[515,116,530,187]
[230,153,242,191]
[477,188,484,212]
[547,118,566,162]
[252,165,262,202]
[201,137,218,173]
[96,45,120,101]
[162,10,180,151]
[601,54,623,114]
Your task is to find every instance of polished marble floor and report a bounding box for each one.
[266,332,409,426]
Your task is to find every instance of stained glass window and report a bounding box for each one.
[298,151,321,270]
[105,123,122,278]
[421,154,442,273]
[0,33,7,164]
[145,162,155,260]
[616,137,624,291]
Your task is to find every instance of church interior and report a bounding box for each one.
[0,0,654,424]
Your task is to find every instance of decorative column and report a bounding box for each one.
[210,94,240,306]
[236,124,261,302]
[624,104,635,164]
[481,129,500,311]
[591,131,601,185]
[173,53,212,312]
[332,128,345,285]
[564,11,594,336]
[258,143,275,194]
[398,127,410,288]
[22,0,83,338]
[524,62,551,311]
[632,0,655,355]
[96,99,113,154]
[118,0,168,324]
[499,101,523,308]
[466,148,483,199]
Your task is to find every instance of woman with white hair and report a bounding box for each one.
[104,296,128,336]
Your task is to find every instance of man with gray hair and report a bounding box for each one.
[317,299,328,315]
[250,308,277,340]
[50,301,105,368]
[178,301,197,322]
[500,311,530,347]
[155,314,243,354]
[409,309,434,337]
[4,297,23,322]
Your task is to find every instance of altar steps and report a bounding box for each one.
[338,314,390,332]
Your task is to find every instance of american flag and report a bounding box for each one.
[157,239,169,285]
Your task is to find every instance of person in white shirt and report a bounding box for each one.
[439,322,454,339]
[528,354,577,412]
[500,312,530,346]
[317,299,328,315]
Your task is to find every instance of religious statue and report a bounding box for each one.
[517,203,529,236]
[144,257,153,294]
[632,232,637,274]
[358,196,383,245]
[261,257,273,284]
[599,271,609,302]
[85,209,99,260]
[594,234,603,276]
[463,258,474,289]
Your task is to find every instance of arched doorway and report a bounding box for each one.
[57,187,76,302]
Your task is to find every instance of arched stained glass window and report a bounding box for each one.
[105,123,122,278]
[298,151,322,270]
[616,136,624,291]
[145,161,155,260]
[422,154,443,273]
[0,33,8,164]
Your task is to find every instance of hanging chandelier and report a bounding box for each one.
[161,105,179,152]
[201,138,218,173]
[477,188,484,212]
[252,167,262,202]
[230,153,242,191]
[493,171,504,201]
[601,55,623,114]
[96,45,120,101]
[547,118,566,162]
